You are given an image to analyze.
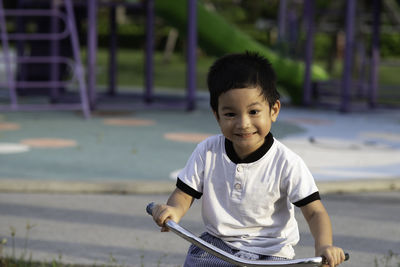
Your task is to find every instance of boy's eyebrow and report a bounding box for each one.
[220,106,233,111]
[247,102,262,108]
[221,106,232,110]
[220,102,262,110]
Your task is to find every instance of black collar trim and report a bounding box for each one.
[225,132,274,164]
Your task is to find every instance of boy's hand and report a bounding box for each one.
[317,245,346,267]
[151,204,181,232]
[150,188,193,232]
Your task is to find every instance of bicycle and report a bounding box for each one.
[146,202,349,267]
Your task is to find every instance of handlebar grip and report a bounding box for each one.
[323,252,350,265]
[345,253,350,261]
[146,202,155,216]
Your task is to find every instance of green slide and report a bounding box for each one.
[155,0,329,104]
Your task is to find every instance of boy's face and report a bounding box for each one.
[214,87,280,160]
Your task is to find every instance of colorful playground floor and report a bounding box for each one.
[1,104,400,193]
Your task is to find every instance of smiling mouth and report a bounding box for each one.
[235,132,256,138]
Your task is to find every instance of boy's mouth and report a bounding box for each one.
[235,132,256,138]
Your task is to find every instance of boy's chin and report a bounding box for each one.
[233,139,263,150]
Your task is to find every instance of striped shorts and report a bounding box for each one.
[183,232,286,267]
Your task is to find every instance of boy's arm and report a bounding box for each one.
[301,200,345,267]
[152,187,193,232]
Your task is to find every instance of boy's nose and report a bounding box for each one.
[237,115,251,128]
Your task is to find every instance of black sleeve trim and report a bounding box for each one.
[176,178,203,199]
[293,191,321,207]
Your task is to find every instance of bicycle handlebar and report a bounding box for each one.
[146,202,349,267]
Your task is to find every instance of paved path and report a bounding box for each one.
[278,108,400,182]
[0,191,399,267]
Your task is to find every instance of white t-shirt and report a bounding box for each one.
[177,133,319,259]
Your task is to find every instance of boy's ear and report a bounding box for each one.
[271,100,281,122]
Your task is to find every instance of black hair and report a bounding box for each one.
[207,51,280,113]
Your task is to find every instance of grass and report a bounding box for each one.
[80,48,400,106]
[314,57,400,106]
[0,257,126,267]
[87,49,400,89]
[379,63,400,86]
[80,49,217,92]
[4,46,399,105]
[316,58,400,85]
[374,250,400,267]
[0,223,130,267]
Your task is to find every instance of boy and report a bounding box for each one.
[151,52,345,267]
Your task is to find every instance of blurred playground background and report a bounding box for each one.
[1,0,400,113]
[92,0,400,106]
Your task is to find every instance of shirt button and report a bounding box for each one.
[237,166,242,172]
[234,183,242,190]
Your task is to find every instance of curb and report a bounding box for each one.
[317,178,400,194]
[1,178,399,195]
[0,179,175,195]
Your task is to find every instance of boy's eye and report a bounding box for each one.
[249,110,259,115]
[224,112,235,117]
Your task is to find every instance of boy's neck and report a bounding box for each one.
[225,133,274,164]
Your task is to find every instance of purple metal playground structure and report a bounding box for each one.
[302,0,385,112]
[0,0,397,118]
[0,0,90,117]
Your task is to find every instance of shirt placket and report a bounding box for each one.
[231,164,245,202]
